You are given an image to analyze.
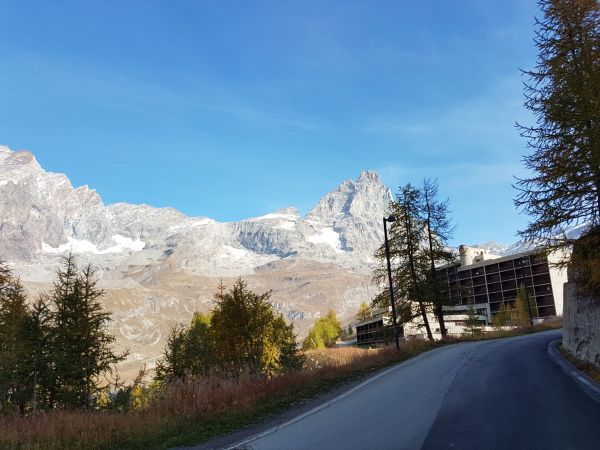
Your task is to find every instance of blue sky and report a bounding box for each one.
[0,0,540,246]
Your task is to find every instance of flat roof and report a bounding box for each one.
[437,247,542,271]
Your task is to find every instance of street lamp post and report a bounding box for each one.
[521,257,534,327]
[384,214,401,350]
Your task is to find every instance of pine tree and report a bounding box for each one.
[51,255,127,409]
[155,324,189,381]
[422,178,456,338]
[515,0,600,291]
[23,297,54,412]
[0,263,30,414]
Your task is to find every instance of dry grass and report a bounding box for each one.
[0,341,435,450]
[558,344,600,384]
[0,323,558,450]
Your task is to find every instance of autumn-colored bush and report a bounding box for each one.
[0,322,558,450]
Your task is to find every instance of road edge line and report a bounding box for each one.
[547,339,600,405]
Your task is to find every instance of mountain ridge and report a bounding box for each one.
[0,145,392,278]
[0,145,393,379]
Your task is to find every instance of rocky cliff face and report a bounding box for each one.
[0,145,391,380]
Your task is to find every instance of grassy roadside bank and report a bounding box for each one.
[558,344,600,384]
[0,321,561,450]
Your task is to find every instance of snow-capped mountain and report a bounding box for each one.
[468,241,511,256]
[0,145,392,278]
[0,144,391,379]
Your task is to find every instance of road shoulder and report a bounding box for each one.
[175,343,462,450]
[547,339,600,404]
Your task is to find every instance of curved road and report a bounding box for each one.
[201,330,600,450]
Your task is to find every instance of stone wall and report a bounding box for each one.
[563,282,600,367]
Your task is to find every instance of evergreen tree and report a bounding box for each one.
[155,324,189,381]
[463,305,483,337]
[211,279,302,376]
[156,312,216,381]
[23,297,54,412]
[51,255,127,409]
[266,315,303,373]
[0,263,30,414]
[515,0,600,291]
[374,184,434,340]
[183,312,216,377]
[422,178,456,338]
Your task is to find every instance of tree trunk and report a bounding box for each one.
[425,197,447,338]
[405,219,433,341]
[435,305,447,338]
[32,365,37,413]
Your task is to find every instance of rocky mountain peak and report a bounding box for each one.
[307,171,391,223]
[357,170,381,184]
[0,147,40,177]
[0,144,395,275]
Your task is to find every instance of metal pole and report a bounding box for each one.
[521,258,534,326]
[525,287,534,326]
[384,217,400,350]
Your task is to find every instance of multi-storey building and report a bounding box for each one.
[437,245,568,322]
[355,306,394,346]
[356,245,568,345]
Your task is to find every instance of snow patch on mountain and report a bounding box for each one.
[41,235,145,254]
[306,227,343,252]
[220,245,253,260]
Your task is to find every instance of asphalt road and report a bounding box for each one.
[200,330,600,450]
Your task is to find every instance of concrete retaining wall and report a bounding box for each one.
[563,282,600,367]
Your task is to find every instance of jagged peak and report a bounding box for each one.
[306,170,391,223]
[356,170,381,184]
[0,147,38,166]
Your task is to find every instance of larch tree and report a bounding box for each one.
[515,0,600,292]
[303,309,342,350]
[374,184,434,341]
[514,284,538,326]
[356,302,372,322]
[422,178,456,338]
